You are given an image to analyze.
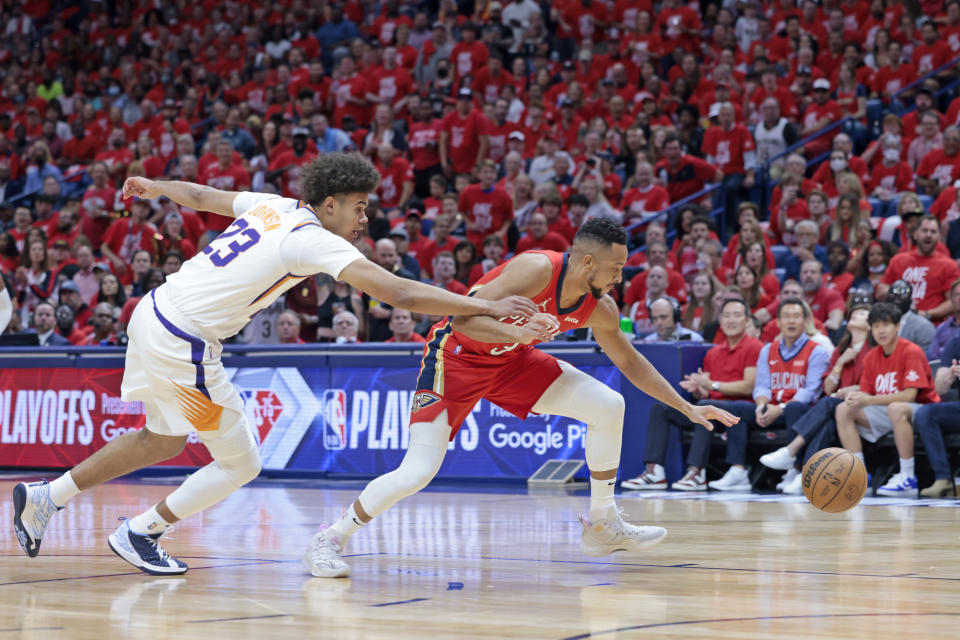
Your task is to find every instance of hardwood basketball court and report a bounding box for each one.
[2,474,959,639]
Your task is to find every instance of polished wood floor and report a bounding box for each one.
[2,475,960,640]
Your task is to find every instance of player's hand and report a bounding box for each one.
[488,296,537,320]
[516,313,559,344]
[685,403,739,432]
[122,176,161,201]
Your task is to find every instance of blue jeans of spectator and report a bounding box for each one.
[687,400,808,468]
[788,396,842,465]
[914,402,960,480]
[644,400,715,467]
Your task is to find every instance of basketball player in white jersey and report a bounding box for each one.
[13,153,539,575]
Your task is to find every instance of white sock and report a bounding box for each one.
[854,452,865,465]
[128,505,171,536]
[327,503,366,545]
[900,457,915,477]
[48,471,79,507]
[589,476,617,522]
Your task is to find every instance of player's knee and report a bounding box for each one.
[887,402,912,423]
[202,414,261,486]
[587,388,625,427]
[219,447,262,487]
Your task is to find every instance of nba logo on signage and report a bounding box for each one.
[322,389,348,450]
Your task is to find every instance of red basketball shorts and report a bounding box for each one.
[411,329,563,439]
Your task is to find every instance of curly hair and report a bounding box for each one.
[300,152,380,206]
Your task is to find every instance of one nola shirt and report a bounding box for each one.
[448,250,600,358]
[860,337,940,404]
[159,192,364,341]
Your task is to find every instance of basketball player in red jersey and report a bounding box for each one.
[304,219,739,577]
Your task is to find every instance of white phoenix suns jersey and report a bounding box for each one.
[159,192,363,340]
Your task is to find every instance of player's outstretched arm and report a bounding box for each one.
[451,252,555,343]
[339,259,537,320]
[589,296,740,432]
[122,177,241,218]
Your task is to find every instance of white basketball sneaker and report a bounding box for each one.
[578,507,667,557]
[776,467,800,492]
[303,527,351,578]
[107,519,187,575]
[13,480,63,558]
[782,471,804,495]
[760,446,797,470]
[708,466,752,492]
[621,464,667,490]
[671,467,706,491]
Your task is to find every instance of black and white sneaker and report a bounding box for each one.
[107,519,188,575]
[13,480,62,558]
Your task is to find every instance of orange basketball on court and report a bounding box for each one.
[801,447,868,513]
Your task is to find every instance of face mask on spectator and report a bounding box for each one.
[830,158,846,172]
[882,149,900,162]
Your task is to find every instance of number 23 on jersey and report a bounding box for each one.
[202,218,261,267]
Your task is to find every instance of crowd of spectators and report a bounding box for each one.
[2,0,960,495]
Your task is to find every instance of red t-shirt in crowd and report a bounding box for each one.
[450,40,489,81]
[702,335,765,400]
[375,157,414,210]
[101,218,158,263]
[654,155,718,203]
[81,186,117,248]
[882,250,960,312]
[367,66,415,107]
[913,41,952,76]
[702,124,756,175]
[408,120,442,170]
[805,286,845,324]
[458,184,513,250]
[868,161,916,194]
[916,149,960,189]
[268,149,318,198]
[872,63,916,96]
[621,184,671,220]
[442,109,489,174]
[623,268,688,307]
[859,337,940,404]
[931,186,960,223]
[516,231,570,254]
[201,164,251,232]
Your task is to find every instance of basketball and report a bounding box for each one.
[801,448,868,513]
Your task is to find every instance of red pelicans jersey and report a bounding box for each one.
[450,250,600,357]
[767,338,818,404]
[414,251,601,434]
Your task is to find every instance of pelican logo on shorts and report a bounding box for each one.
[411,391,441,413]
[322,389,348,450]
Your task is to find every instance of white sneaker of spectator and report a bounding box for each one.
[621,464,666,490]
[776,468,800,492]
[760,447,796,471]
[781,471,804,495]
[876,472,918,497]
[670,467,706,491]
[708,466,751,492]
